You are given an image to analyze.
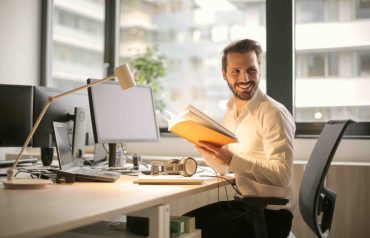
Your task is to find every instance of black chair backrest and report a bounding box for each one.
[299,120,353,238]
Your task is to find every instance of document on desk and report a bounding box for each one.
[136,175,204,185]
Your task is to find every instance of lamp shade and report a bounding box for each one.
[114,63,136,90]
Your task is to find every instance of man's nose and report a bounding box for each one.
[239,71,250,82]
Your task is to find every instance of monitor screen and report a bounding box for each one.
[88,81,160,144]
[0,84,33,147]
[33,86,94,148]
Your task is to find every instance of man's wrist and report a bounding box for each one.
[223,155,232,165]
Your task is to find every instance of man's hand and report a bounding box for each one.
[195,141,233,166]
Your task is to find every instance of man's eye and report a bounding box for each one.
[248,69,257,74]
[232,69,240,74]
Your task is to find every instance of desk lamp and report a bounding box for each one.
[2,64,136,189]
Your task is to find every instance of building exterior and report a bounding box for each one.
[51,0,370,126]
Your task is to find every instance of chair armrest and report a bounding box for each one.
[234,194,289,206]
[234,194,289,238]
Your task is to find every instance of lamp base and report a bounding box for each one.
[2,178,52,189]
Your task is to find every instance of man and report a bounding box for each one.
[184,39,296,238]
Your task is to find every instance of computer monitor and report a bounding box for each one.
[0,84,33,147]
[33,86,94,151]
[87,80,160,167]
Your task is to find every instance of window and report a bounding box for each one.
[296,0,325,23]
[358,51,370,76]
[50,0,105,90]
[356,0,370,19]
[307,53,325,77]
[295,0,370,125]
[296,52,339,78]
[43,0,370,137]
[119,0,266,127]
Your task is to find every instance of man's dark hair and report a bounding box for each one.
[222,39,263,72]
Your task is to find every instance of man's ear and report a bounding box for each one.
[222,70,227,81]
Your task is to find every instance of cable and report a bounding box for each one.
[14,168,41,179]
[213,168,221,203]
[224,179,230,201]
[139,162,149,168]
[119,143,131,161]
[200,171,247,219]
[80,157,94,166]
[198,167,230,208]
[201,174,241,195]
[102,143,109,154]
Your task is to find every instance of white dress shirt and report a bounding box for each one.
[206,88,296,211]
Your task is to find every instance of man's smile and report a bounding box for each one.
[235,82,254,91]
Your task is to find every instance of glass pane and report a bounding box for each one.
[356,0,370,19]
[328,52,339,76]
[52,0,105,90]
[295,0,370,122]
[358,51,370,76]
[296,0,325,23]
[119,0,266,127]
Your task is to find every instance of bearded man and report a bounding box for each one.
[185,39,296,238]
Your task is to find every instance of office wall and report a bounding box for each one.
[0,0,41,85]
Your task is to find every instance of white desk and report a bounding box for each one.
[0,173,233,238]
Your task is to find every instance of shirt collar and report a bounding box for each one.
[227,87,264,115]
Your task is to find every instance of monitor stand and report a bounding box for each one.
[108,143,117,167]
[72,107,87,159]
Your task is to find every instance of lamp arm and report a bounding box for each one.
[7,100,52,181]
[52,75,116,100]
[6,75,116,181]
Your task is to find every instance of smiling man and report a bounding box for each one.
[184,39,296,238]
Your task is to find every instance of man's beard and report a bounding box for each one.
[227,80,258,100]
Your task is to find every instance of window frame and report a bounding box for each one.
[41,0,370,138]
[40,0,53,87]
[270,0,370,138]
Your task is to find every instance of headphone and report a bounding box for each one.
[150,157,198,177]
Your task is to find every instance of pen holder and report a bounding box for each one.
[41,147,54,166]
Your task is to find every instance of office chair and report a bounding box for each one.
[234,120,353,238]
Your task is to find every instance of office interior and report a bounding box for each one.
[0,0,369,238]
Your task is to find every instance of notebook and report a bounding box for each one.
[52,122,120,182]
[136,175,204,185]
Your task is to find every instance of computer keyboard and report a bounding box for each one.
[0,158,38,168]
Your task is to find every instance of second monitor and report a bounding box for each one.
[87,80,160,167]
[33,86,94,159]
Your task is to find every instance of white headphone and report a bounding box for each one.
[150,157,198,177]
